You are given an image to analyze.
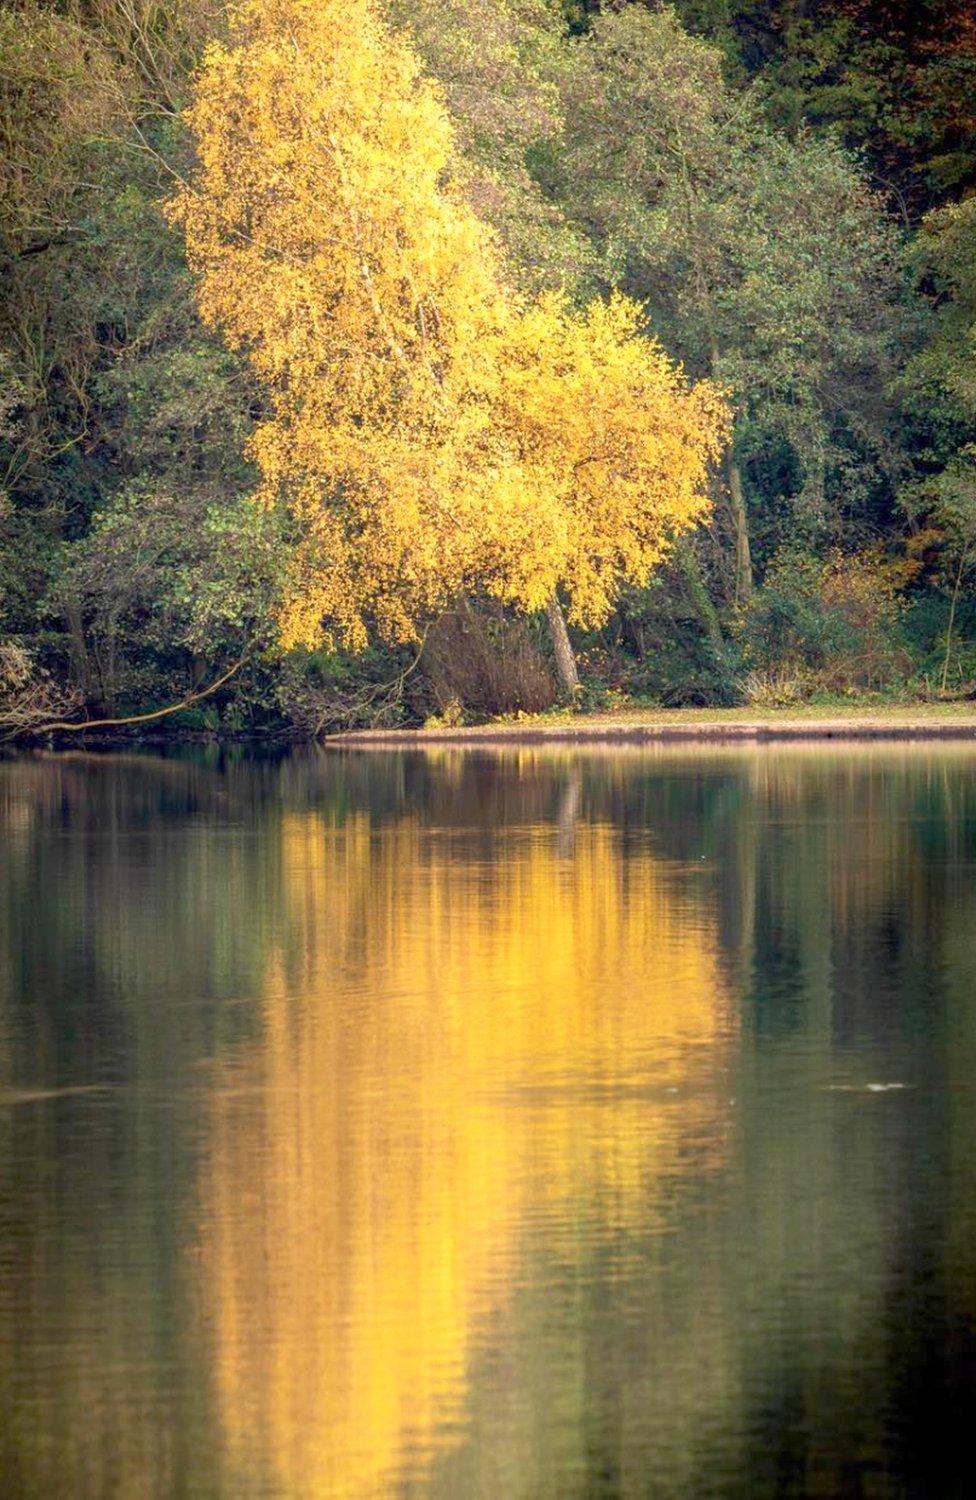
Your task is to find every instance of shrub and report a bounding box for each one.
[0,639,81,734]
[421,603,556,719]
[739,546,914,698]
[275,644,416,734]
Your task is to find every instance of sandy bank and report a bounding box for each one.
[325,707,976,747]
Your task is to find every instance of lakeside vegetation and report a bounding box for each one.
[3,0,976,738]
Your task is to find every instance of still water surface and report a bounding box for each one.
[2,745,976,1498]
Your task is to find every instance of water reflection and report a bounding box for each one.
[200,805,732,1496]
[1,745,976,1498]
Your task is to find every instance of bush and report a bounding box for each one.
[421,603,556,719]
[275,644,415,734]
[597,567,745,707]
[738,547,914,699]
[0,639,81,734]
[902,592,976,693]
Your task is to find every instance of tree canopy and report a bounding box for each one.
[172,0,726,669]
[2,0,976,730]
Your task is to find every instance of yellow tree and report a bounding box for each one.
[479,292,728,690]
[172,0,727,694]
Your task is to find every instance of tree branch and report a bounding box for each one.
[24,651,252,737]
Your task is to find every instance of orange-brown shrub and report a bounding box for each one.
[422,604,556,718]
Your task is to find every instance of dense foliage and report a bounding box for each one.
[2,0,975,734]
[174,0,725,679]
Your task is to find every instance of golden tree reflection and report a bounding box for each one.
[199,806,733,1497]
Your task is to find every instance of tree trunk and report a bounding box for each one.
[726,455,753,606]
[942,544,969,692]
[64,601,92,701]
[707,338,752,607]
[674,538,725,651]
[546,594,580,698]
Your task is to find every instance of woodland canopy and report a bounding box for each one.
[2,0,975,732]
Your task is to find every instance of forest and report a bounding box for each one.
[2,0,976,736]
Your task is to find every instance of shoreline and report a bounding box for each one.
[8,705,976,753]
[325,710,976,747]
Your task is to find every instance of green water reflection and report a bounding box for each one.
[1,745,976,1498]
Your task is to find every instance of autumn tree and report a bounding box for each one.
[482,293,728,690]
[172,0,726,693]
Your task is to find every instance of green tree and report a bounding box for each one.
[548,5,902,603]
[669,0,976,216]
[0,0,287,727]
[900,197,976,689]
[386,0,592,295]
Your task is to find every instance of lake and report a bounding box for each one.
[2,744,976,1498]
